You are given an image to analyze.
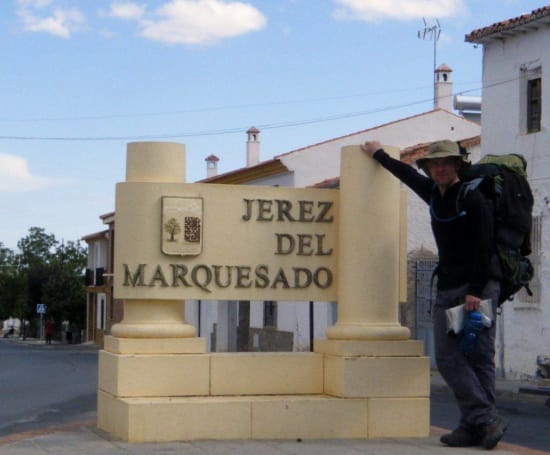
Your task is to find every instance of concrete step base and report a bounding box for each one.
[98,391,430,442]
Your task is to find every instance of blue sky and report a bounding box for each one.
[0,0,546,249]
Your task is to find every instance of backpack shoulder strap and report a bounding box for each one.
[461,177,484,196]
[429,183,468,222]
[454,178,485,217]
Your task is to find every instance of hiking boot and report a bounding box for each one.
[481,416,508,450]
[440,427,480,447]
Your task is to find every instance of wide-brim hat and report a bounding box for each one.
[416,140,470,172]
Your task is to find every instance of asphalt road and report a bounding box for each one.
[1,339,549,451]
[0,339,97,437]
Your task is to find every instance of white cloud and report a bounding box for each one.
[112,0,267,45]
[0,154,64,192]
[17,1,85,38]
[108,2,146,20]
[333,0,467,22]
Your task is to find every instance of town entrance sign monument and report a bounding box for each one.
[98,141,429,441]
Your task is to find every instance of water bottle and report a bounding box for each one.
[459,310,484,353]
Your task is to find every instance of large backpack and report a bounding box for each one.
[462,154,535,304]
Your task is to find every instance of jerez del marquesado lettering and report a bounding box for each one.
[122,263,333,293]
[121,197,336,295]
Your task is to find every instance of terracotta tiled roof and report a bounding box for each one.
[311,177,340,189]
[465,5,550,43]
[435,63,452,72]
[310,136,481,187]
[401,136,480,165]
[205,154,219,162]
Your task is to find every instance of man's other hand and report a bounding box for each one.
[464,294,481,311]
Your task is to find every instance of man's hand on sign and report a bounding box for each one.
[360,140,382,158]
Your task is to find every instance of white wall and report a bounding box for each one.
[480,27,550,378]
[481,34,550,180]
[278,110,481,188]
[184,299,218,352]
[87,238,108,270]
[245,171,295,187]
[247,300,336,351]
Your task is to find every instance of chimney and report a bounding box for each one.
[246,126,260,167]
[434,63,453,111]
[205,154,219,178]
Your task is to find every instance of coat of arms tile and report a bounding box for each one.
[161,196,203,256]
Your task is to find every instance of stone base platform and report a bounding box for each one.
[97,337,430,442]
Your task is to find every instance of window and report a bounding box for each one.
[519,215,542,304]
[527,77,542,133]
[263,300,277,327]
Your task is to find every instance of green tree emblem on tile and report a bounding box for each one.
[164,218,181,242]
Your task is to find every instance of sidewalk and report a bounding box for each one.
[0,422,547,455]
[1,339,548,454]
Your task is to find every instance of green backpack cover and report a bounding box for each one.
[463,153,534,304]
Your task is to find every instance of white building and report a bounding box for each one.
[82,212,115,346]
[466,6,550,379]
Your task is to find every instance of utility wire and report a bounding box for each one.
[0,83,442,123]
[0,78,512,143]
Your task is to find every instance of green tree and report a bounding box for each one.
[16,227,58,334]
[0,243,24,319]
[42,241,87,327]
[0,227,87,339]
[0,242,16,268]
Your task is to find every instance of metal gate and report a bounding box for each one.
[416,258,438,368]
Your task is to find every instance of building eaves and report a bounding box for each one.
[465,6,550,43]
[275,109,477,159]
[198,158,289,184]
[81,229,109,242]
[100,212,115,225]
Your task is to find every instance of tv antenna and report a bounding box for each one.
[418,18,442,107]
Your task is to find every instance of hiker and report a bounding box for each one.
[361,139,507,450]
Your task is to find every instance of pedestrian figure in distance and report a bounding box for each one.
[45,319,55,345]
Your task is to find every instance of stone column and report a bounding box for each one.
[110,142,196,339]
[326,145,410,340]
